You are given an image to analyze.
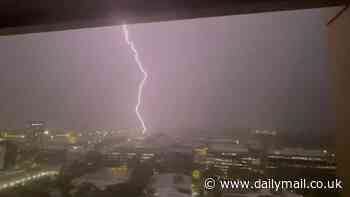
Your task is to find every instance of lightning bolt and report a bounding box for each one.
[122,24,148,135]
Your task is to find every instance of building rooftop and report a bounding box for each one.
[269,148,327,157]
[150,173,192,197]
[209,144,249,154]
[72,167,130,190]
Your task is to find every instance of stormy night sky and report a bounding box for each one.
[0,8,335,132]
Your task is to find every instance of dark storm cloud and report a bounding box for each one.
[0,8,334,131]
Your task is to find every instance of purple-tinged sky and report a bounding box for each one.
[0,8,335,132]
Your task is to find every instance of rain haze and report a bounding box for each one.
[0,8,334,132]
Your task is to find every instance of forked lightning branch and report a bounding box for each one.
[122,24,148,134]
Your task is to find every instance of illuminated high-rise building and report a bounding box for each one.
[26,121,45,149]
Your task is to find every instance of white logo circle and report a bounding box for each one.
[204,178,216,190]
